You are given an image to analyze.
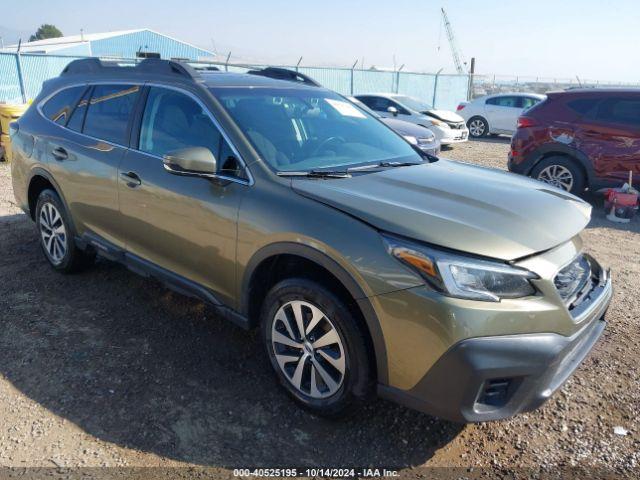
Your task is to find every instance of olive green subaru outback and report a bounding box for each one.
[11,59,612,422]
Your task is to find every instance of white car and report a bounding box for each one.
[354,93,469,146]
[457,93,546,138]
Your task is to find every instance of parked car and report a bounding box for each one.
[354,93,469,146]
[458,93,546,138]
[11,59,611,422]
[348,96,440,156]
[509,89,640,194]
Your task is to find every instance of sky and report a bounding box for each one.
[2,0,640,82]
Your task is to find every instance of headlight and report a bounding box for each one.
[430,119,449,128]
[416,136,435,145]
[383,234,538,302]
[403,135,418,145]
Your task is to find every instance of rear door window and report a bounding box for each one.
[42,86,85,125]
[567,98,600,116]
[486,96,519,108]
[83,85,140,145]
[595,98,640,126]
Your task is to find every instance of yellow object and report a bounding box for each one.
[0,103,29,162]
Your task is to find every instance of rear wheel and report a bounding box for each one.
[35,189,95,273]
[260,278,373,417]
[467,116,488,138]
[530,156,585,195]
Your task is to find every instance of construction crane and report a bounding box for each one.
[440,7,466,74]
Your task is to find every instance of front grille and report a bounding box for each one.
[447,121,466,129]
[554,254,596,309]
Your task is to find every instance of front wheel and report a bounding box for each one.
[260,278,374,417]
[467,116,489,138]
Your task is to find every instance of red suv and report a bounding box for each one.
[509,89,640,194]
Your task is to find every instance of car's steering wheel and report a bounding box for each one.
[313,136,346,156]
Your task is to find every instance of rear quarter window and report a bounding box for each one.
[521,97,541,110]
[41,86,85,125]
[595,98,640,126]
[66,87,91,132]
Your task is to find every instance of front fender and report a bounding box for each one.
[240,241,391,384]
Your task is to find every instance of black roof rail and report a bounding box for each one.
[247,67,321,87]
[61,58,202,81]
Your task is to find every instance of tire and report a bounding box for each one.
[530,156,586,195]
[35,189,95,273]
[467,116,489,138]
[260,278,374,417]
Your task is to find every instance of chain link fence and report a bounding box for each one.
[0,52,470,110]
[470,74,640,98]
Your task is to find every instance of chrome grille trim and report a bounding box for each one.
[573,268,612,324]
[554,253,611,323]
[554,253,593,308]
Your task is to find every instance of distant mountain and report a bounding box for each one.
[0,25,33,47]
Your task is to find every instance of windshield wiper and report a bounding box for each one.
[277,169,351,178]
[347,161,423,172]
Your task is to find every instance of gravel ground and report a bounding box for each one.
[0,138,638,477]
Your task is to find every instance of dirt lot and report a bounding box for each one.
[0,138,638,477]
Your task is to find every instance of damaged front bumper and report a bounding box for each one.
[378,266,612,423]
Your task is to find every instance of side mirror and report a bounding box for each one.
[387,106,399,116]
[163,147,217,178]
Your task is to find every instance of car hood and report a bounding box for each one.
[380,118,434,138]
[425,109,465,123]
[291,159,591,261]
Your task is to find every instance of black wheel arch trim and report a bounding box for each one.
[525,144,596,186]
[27,167,78,230]
[241,241,389,384]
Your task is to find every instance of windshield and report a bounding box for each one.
[393,95,433,112]
[212,87,421,172]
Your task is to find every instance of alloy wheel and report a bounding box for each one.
[271,300,346,399]
[537,165,574,192]
[469,119,486,137]
[39,202,67,264]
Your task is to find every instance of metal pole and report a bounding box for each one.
[350,59,358,95]
[225,51,231,71]
[16,39,27,103]
[433,68,443,107]
[467,57,475,100]
[395,64,404,94]
[296,56,302,72]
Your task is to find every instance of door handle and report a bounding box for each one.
[120,171,142,187]
[51,146,68,161]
